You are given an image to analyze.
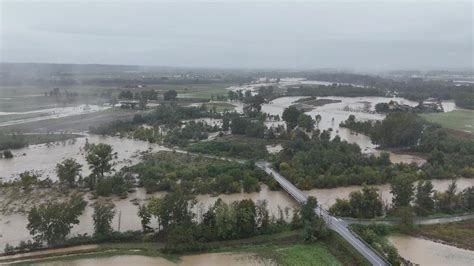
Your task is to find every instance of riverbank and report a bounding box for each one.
[0,230,368,266]
[410,218,474,251]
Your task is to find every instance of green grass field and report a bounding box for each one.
[266,244,342,265]
[2,231,369,266]
[421,110,474,133]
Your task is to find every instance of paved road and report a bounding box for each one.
[255,161,389,266]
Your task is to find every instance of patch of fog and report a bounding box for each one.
[0,105,110,127]
[388,235,474,266]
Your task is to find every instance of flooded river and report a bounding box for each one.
[2,178,474,249]
[388,235,474,266]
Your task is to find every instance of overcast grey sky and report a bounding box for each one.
[1,0,472,71]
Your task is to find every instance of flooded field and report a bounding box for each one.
[0,95,468,254]
[261,96,457,164]
[388,235,474,266]
[0,134,170,181]
[0,105,110,127]
[31,253,271,266]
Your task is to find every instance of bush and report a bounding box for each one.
[3,150,13,158]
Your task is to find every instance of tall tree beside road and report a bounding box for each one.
[390,174,415,209]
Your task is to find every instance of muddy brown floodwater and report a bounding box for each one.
[2,178,474,249]
[0,134,171,181]
[33,253,273,266]
[388,235,474,266]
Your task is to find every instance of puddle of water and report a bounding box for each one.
[388,235,474,266]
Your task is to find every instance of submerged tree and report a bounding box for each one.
[27,195,86,245]
[56,158,82,188]
[92,202,116,236]
[85,143,113,189]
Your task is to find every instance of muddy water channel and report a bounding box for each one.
[33,253,272,266]
[388,235,474,266]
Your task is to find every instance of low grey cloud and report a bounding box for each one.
[1,1,472,71]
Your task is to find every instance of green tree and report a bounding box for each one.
[298,113,314,132]
[414,180,434,216]
[3,150,13,158]
[85,143,113,189]
[27,195,86,245]
[19,171,39,190]
[163,90,178,101]
[358,186,383,218]
[463,186,474,210]
[233,199,257,238]
[371,113,423,148]
[390,174,415,209]
[215,201,236,240]
[92,202,116,236]
[314,114,322,128]
[329,198,352,217]
[282,106,301,130]
[138,204,152,232]
[147,190,196,232]
[434,180,461,213]
[303,218,329,242]
[56,158,82,187]
[301,196,318,221]
[396,206,415,233]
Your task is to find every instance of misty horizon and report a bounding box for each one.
[1,1,473,72]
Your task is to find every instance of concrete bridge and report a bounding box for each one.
[255,161,390,266]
